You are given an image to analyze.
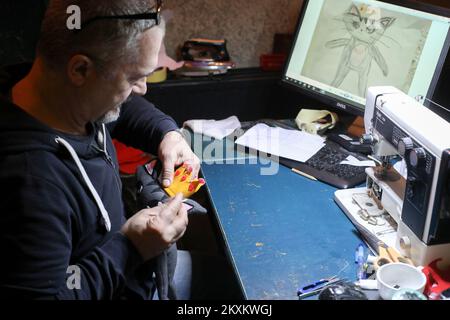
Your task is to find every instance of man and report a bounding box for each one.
[0,0,201,299]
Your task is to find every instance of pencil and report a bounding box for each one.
[291,168,318,181]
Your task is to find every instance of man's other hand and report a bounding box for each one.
[121,193,188,261]
[158,130,200,188]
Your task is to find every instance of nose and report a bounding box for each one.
[132,77,148,96]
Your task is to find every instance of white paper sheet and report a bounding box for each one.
[235,124,326,162]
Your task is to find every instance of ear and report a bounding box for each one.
[348,4,361,17]
[66,54,95,87]
[379,17,396,29]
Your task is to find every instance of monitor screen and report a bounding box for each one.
[282,0,450,117]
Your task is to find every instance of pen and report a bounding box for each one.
[297,278,344,299]
[291,168,318,181]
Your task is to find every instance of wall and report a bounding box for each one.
[163,0,304,68]
[2,0,449,69]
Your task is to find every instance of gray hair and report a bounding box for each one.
[37,0,164,76]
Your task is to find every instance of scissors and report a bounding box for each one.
[374,242,414,270]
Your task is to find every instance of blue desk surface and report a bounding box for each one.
[188,132,364,300]
[201,160,364,300]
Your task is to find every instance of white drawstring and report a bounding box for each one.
[55,137,111,232]
[102,124,107,155]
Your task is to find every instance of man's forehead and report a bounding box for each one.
[125,28,163,75]
[141,29,163,64]
[142,27,164,50]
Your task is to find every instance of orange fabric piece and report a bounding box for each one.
[164,164,205,198]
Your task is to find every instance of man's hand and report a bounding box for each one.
[121,193,188,261]
[158,130,200,188]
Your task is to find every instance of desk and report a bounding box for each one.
[191,133,364,300]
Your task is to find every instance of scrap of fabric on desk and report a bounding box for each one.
[340,155,376,167]
[183,116,241,140]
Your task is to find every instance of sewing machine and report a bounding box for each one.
[335,86,450,267]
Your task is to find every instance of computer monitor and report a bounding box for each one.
[282,0,450,117]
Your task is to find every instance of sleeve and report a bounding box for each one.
[0,174,143,300]
[109,96,179,155]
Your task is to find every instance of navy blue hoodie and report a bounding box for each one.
[0,64,179,299]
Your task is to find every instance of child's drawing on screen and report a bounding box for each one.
[326,4,395,97]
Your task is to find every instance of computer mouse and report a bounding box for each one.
[318,282,368,300]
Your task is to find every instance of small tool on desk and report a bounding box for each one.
[297,276,345,299]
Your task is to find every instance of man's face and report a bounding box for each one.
[92,28,163,123]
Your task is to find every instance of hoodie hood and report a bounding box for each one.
[0,63,104,159]
[0,63,112,232]
[0,99,102,159]
[0,101,60,156]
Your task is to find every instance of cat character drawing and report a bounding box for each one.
[326,4,396,97]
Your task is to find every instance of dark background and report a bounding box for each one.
[0,1,48,67]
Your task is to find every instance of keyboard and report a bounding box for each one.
[279,141,368,189]
[239,119,369,189]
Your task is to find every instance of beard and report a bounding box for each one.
[96,95,133,124]
[96,105,121,124]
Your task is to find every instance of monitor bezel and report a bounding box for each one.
[281,0,450,117]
